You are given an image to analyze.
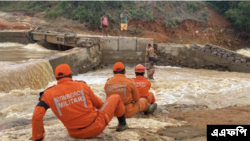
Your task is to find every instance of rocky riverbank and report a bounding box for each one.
[192,43,250,67]
[155,43,250,73]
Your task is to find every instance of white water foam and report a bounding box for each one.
[237,48,250,57]
[22,43,53,52]
[2,66,250,120]
[0,42,24,48]
[71,67,250,109]
[73,70,113,85]
[155,65,181,69]
[0,42,55,52]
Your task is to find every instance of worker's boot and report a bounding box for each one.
[116,114,128,132]
[144,103,157,115]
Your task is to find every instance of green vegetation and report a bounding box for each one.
[0,1,54,12]
[187,2,204,13]
[128,6,154,21]
[165,19,178,29]
[225,2,250,32]
[0,1,249,33]
[201,7,210,24]
[207,1,238,14]
[208,1,250,32]
[0,1,154,26]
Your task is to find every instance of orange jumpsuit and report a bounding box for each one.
[104,74,149,118]
[132,76,155,104]
[32,78,125,140]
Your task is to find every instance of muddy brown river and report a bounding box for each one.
[0,42,57,61]
[1,43,250,140]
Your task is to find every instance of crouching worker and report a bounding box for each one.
[104,62,157,118]
[31,64,127,141]
[133,64,156,105]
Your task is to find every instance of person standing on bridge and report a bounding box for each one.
[101,12,109,37]
[104,62,157,118]
[31,64,127,140]
[133,64,156,104]
[120,9,131,37]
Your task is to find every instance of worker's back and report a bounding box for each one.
[105,74,140,104]
[41,78,100,130]
[132,76,151,98]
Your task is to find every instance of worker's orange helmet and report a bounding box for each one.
[113,62,125,71]
[135,64,145,73]
[55,64,73,78]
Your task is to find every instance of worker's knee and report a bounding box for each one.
[147,92,155,104]
[125,99,149,118]
[109,94,120,99]
[108,94,121,101]
[136,98,149,112]
[105,94,125,117]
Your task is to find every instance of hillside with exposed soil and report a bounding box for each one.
[0,8,248,50]
[0,2,248,51]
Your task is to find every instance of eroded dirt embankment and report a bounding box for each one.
[131,8,245,51]
[0,19,30,30]
[0,7,248,51]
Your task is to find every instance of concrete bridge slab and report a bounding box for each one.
[137,38,154,51]
[100,37,119,51]
[119,37,136,51]
[101,50,145,64]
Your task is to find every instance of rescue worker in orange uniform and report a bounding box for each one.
[31,64,127,141]
[132,64,156,104]
[104,62,157,118]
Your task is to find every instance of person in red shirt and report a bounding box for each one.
[104,62,157,118]
[101,12,109,37]
[132,64,156,104]
[31,64,127,141]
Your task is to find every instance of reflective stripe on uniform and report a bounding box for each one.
[148,94,151,98]
[54,98,62,116]
[107,84,127,98]
[136,98,145,103]
[124,85,126,97]
[80,90,87,108]
[101,101,109,111]
[107,85,110,96]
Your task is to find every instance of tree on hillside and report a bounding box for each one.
[207,1,238,14]
[225,1,250,32]
[208,1,250,33]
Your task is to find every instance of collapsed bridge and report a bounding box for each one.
[1,29,250,74]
